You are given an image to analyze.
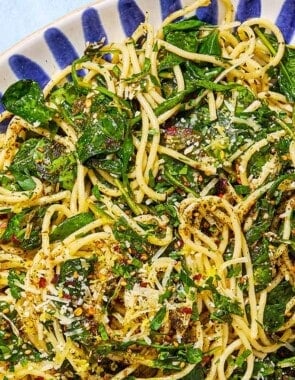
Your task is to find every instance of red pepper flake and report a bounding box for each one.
[140,282,148,288]
[180,307,192,314]
[193,273,202,282]
[51,274,59,284]
[175,239,184,249]
[215,178,227,197]
[202,355,212,366]
[11,235,20,245]
[38,277,47,288]
[63,293,71,300]
[165,126,178,135]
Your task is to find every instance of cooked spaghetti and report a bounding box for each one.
[0,0,294,379]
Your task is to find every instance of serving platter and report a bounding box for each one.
[0,0,294,107]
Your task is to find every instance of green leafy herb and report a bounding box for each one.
[50,212,95,242]
[160,18,205,70]
[1,207,46,249]
[9,138,77,190]
[150,305,167,331]
[235,349,252,367]
[211,292,243,323]
[263,280,295,332]
[2,80,55,124]
[113,217,152,255]
[278,46,295,101]
[98,324,109,341]
[182,365,205,380]
[198,29,221,56]
[179,270,197,290]
[8,270,25,299]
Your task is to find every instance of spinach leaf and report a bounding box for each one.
[252,239,272,291]
[279,46,295,101]
[163,18,205,33]
[9,138,77,190]
[263,280,295,332]
[95,340,135,356]
[9,139,40,177]
[198,29,221,56]
[211,292,243,323]
[113,217,152,255]
[187,78,238,92]
[48,152,77,190]
[160,18,204,70]
[179,270,197,290]
[55,257,96,345]
[14,173,36,191]
[182,365,205,380]
[186,347,203,364]
[254,27,295,102]
[246,216,272,244]
[8,270,25,299]
[50,212,95,242]
[76,100,133,181]
[153,344,203,370]
[2,80,55,124]
[247,145,271,177]
[154,202,179,227]
[1,207,46,249]
[77,111,126,162]
[58,257,95,296]
[49,82,85,127]
[0,300,44,366]
[112,258,142,289]
[150,305,167,331]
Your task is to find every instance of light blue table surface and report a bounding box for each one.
[0,0,93,54]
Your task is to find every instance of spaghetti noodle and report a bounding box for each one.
[0,0,294,379]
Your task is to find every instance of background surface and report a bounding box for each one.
[0,0,93,53]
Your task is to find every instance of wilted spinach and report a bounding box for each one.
[1,207,46,249]
[263,280,295,332]
[9,137,76,190]
[8,270,25,299]
[50,212,95,242]
[2,80,55,124]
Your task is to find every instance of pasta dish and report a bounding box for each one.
[0,0,294,378]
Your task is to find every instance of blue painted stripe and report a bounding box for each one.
[276,0,295,44]
[196,0,218,25]
[8,55,50,88]
[236,0,261,22]
[0,117,11,133]
[82,8,108,44]
[0,92,5,113]
[118,0,145,36]
[160,0,181,20]
[44,27,79,69]
[0,90,9,132]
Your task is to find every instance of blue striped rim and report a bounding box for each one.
[160,0,182,20]
[44,27,79,69]
[3,0,295,94]
[276,0,295,43]
[8,54,50,87]
[0,117,11,132]
[196,0,219,25]
[118,0,145,37]
[82,8,108,44]
[236,0,261,22]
